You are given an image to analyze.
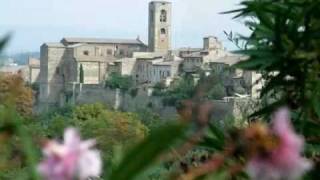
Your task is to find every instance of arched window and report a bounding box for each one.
[161,28,166,35]
[160,10,167,22]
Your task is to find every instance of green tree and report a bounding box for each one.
[160,75,196,106]
[152,81,167,96]
[79,64,84,83]
[40,103,148,171]
[105,73,133,91]
[207,84,226,100]
[0,74,33,117]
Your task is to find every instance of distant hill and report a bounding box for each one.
[9,52,40,65]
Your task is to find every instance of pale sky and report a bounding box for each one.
[0,0,248,54]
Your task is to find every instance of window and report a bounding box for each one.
[55,67,60,75]
[119,49,124,56]
[160,9,167,22]
[83,50,89,56]
[107,49,113,55]
[161,28,166,35]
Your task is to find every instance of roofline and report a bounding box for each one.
[41,43,66,48]
[149,1,172,4]
[60,37,147,46]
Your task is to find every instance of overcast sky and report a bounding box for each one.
[0,0,248,54]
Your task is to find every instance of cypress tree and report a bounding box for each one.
[79,64,84,83]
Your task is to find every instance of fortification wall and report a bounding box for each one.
[68,84,249,121]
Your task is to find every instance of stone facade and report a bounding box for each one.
[39,38,147,107]
[148,1,172,52]
[68,84,253,121]
[181,36,228,72]
[28,57,40,84]
[38,0,263,111]
[107,51,182,86]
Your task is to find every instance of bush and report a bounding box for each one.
[152,82,167,96]
[129,88,138,98]
[0,74,33,117]
[43,103,149,166]
[105,73,133,91]
[225,0,320,177]
[207,84,227,100]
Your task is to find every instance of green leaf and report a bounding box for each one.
[312,98,320,118]
[233,59,265,70]
[0,106,40,180]
[208,123,225,140]
[305,143,320,157]
[199,136,224,151]
[220,8,247,15]
[233,49,274,56]
[109,122,187,180]
[199,123,225,151]
[0,34,10,53]
[259,72,291,96]
[249,100,285,118]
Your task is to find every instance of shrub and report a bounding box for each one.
[0,74,33,117]
[105,73,133,91]
[129,88,138,98]
[207,84,227,100]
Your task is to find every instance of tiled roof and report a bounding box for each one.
[178,47,202,52]
[150,1,171,4]
[183,52,203,58]
[61,37,146,45]
[210,55,246,65]
[43,43,65,48]
[74,56,116,62]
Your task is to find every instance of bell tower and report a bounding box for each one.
[148,1,172,52]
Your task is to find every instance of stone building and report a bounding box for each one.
[148,1,172,52]
[181,36,228,72]
[28,57,40,84]
[39,1,175,107]
[39,38,147,106]
[133,52,182,85]
[38,0,262,109]
[108,51,182,86]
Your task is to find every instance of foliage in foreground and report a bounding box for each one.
[0,74,33,117]
[0,103,149,179]
[223,0,320,176]
[1,0,320,179]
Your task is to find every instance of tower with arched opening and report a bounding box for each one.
[148,1,172,52]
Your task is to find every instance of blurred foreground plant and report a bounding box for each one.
[178,108,312,180]
[0,105,40,180]
[0,74,33,117]
[38,128,102,180]
[222,0,320,177]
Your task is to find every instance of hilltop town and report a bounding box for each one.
[1,1,261,118]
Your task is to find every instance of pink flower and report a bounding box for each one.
[38,128,102,180]
[247,107,312,180]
